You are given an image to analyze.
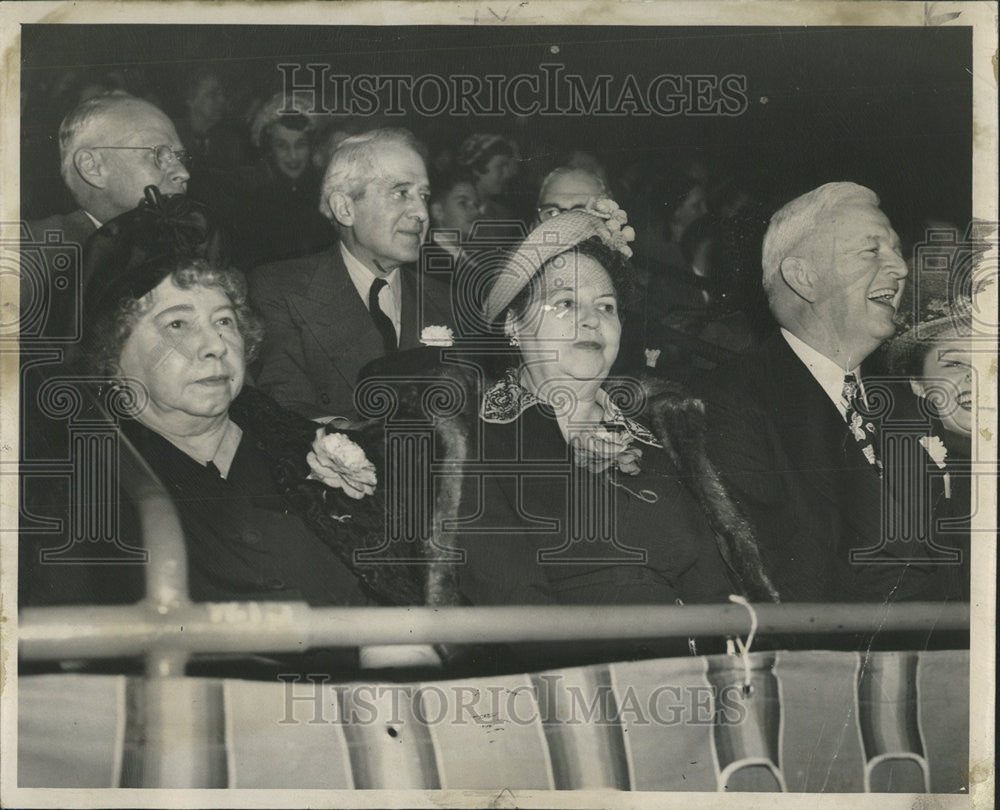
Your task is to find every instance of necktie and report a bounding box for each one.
[368,277,398,353]
[842,373,881,473]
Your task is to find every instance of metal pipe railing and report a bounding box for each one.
[117,433,190,615]
[20,601,968,661]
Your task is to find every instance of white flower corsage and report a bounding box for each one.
[571,427,643,476]
[307,428,377,499]
[919,434,951,499]
[919,435,948,469]
[420,324,455,347]
[585,198,637,259]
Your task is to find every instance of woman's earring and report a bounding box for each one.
[509,335,519,347]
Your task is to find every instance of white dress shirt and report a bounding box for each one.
[781,328,865,419]
[340,242,402,339]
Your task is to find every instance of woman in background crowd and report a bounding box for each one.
[228,91,334,268]
[456,133,519,221]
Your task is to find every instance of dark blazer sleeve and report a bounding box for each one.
[248,264,326,419]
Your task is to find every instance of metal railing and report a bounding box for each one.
[18,409,969,668]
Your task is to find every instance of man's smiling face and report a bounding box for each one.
[805,201,908,357]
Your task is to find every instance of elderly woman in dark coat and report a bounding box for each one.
[22,189,429,627]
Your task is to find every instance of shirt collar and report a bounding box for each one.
[83,210,102,229]
[480,368,662,448]
[340,241,399,296]
[781,328,862,417]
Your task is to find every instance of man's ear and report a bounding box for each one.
[73,149,107,189]
[327,191,355,227]
[779,256,819,303]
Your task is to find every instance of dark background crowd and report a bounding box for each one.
[21,25,973,366]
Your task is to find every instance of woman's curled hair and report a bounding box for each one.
[82,259,263,377]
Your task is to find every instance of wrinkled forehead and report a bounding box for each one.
[364,143,428,188]
[141,276,233,316]
[93,102,179,145]
[826,201,898,243]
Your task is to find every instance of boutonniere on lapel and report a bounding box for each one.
[420,325,454,347]
[919,434,951,499]
[570,426,643,476]
[307,428,377,500]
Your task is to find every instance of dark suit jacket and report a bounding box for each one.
[249,244,455,418]
[700,331,956,604]
[22,210,97,342]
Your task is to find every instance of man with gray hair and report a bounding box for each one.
[32,91,190,238]
[700,181,943,604]
[249,128,454,418]
[23,91,190,340]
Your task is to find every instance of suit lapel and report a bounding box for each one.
[764,334,883,541]
[287,247,383,390]
[398,265,455,350]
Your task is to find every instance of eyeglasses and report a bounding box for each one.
[536,202,591,221]
[91,145,192,170]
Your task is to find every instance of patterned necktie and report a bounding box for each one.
[842,373,881,473]
[368,277,398,353]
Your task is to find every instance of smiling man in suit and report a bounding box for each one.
[701,181,942,604]
[249,128,455,419]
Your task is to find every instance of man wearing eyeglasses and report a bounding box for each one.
[56,90,190,228]
[24,91,191,341]
[534,166,608,227]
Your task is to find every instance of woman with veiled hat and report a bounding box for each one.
[439,200,778,664]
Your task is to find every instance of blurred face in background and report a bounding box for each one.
[431,181,480,240]
[187,75,226,132]
[536,169,606,224]
[476,152,517,197]
[268,123,311,180]
[671,184,708,236]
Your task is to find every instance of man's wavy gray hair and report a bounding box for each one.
[318,128,427,221]
[761,181,880,299]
